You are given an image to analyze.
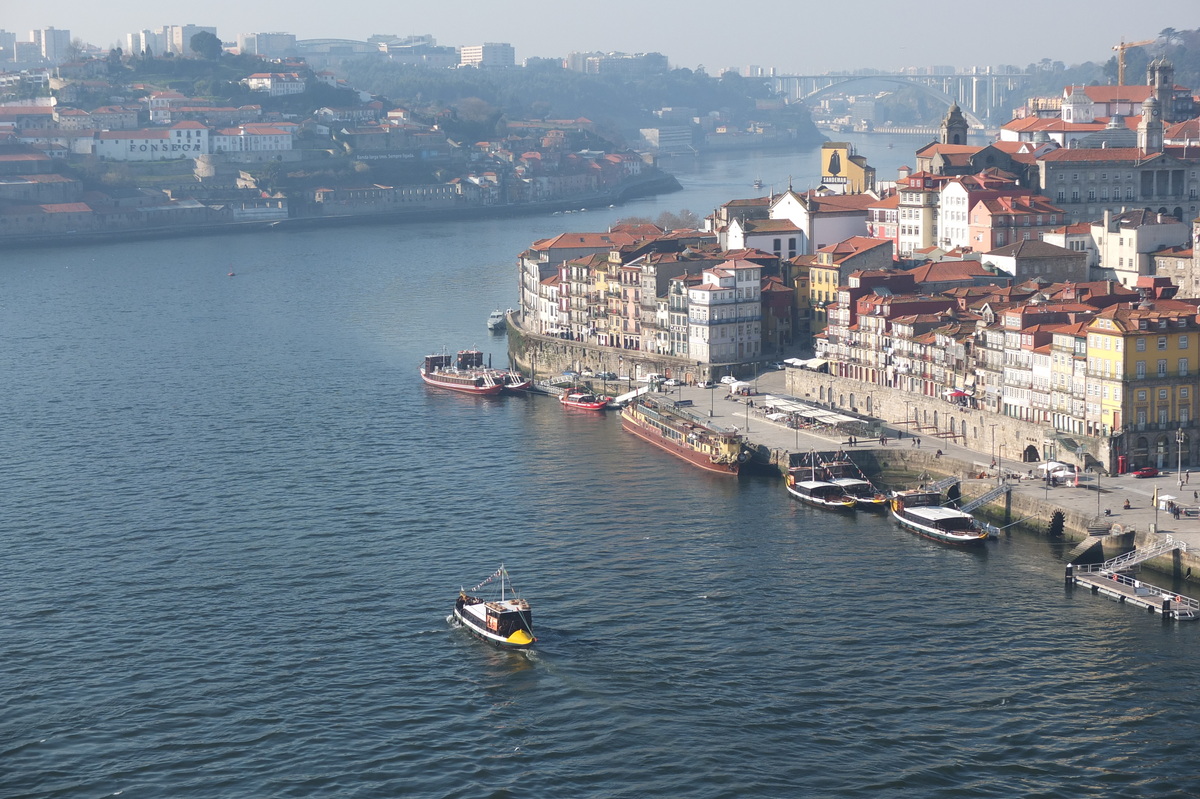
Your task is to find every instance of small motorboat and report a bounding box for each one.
[453,565,535,649]
[560,390,611,410]
[487,310,507,331]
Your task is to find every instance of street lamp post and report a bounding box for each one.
[904,400,911,431]
[990,424,998,483]
[1177,428,1185,490]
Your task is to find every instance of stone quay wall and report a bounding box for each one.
[784,367,1107,472]
[507,316,760,385]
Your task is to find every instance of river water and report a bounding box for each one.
[2,141,1197,798]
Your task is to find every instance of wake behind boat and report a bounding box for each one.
[453,565,536,649]
[889,488,988,545]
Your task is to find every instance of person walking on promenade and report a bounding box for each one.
[916,437,921,449]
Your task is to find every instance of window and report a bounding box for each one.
[1158,336,1168,350]
[1160,388,1169,399]
[1137,338,1146,351]
[1137,389,1147,401]
[1136,360,1146,378]
[1179,358,1189,377]
[1158,359,1168,377]
[1180,335,1189,349]
[1183,387,1190,399]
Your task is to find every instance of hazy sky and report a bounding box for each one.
[7,1,1188,75]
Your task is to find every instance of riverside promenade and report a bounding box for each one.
[655,369,1200,563]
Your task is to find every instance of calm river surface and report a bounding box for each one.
[2,142,1197,798]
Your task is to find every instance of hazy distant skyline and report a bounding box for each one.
[8,1,1188,75]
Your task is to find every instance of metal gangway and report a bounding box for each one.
[959,483,1011,513]
[1090,534,1188,575]
[1068,536,1198,621]
[925,475,960,493]
[611,385,650,406]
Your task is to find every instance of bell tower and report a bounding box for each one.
[940,102,968,145]
[1137,95,1163,154]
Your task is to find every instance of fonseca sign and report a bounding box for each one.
[128,142,203,153]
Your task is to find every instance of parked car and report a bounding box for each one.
[696,380,715,389]
[663,378,679,386]
[719,375,737,384]
[1132,466,1159,478]
[639,373,666,383]
[594,371,617,380]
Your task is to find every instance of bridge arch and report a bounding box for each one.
[789,75,988,128]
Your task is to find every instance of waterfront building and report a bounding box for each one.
[687,260,763,364]
[94,121,209,161]
[1085,301,1200,468]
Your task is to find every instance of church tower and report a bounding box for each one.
[940,102,968,145]
[1147,58,1176,122]
[1137,95,1163,154]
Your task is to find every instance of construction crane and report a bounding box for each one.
[1112,38,1156,86]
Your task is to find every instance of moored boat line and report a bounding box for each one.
[785,474,857,510]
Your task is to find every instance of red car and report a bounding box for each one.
[1132,466,1159,478]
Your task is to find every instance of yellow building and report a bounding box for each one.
[1086,303,1198,469]
[819,142,876,194]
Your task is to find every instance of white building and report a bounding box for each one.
[459,42,514,68]
[210,125,292,153]
[244,72,306,97]
[687,260,762,364]
[237,32,295,58]
[30,27,71,63]
[95,121,209,161]
[1091,208,1190,287]
[168,24,218,56]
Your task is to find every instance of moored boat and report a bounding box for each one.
[420,350,505,395]
[889,489,988,545]
[560,389,611,410]
[486,309,507,331]
[498,369,532,392]
[620,396,747,474]
[785,470,857,510]
[453,565,536,649]
[831,477,889,511]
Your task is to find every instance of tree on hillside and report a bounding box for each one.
[190,31,222,60]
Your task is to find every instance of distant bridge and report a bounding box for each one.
[771,71,1029,126]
